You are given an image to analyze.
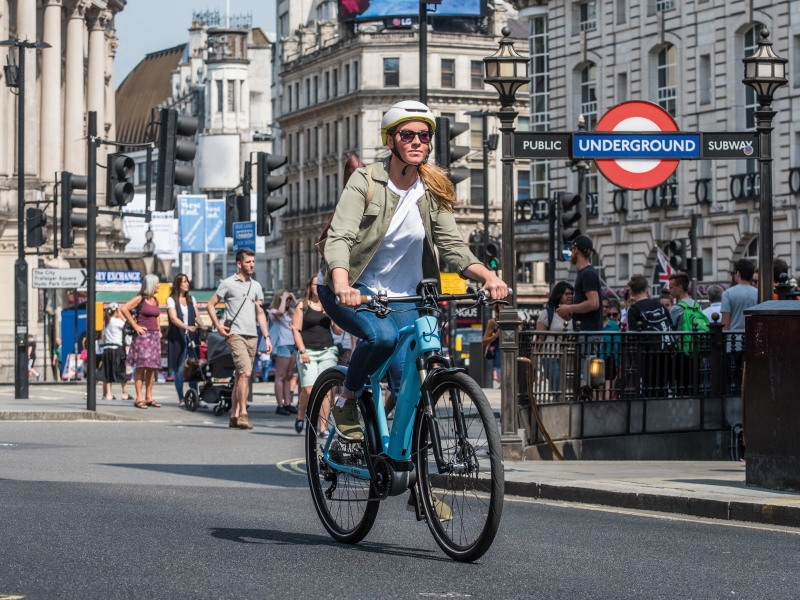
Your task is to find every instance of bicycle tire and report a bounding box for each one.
[413,371,504,562]
[305,367,380,544]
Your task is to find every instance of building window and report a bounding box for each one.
[333,68,339,96]
[470,115,483,149]
[517,170,531,201]
[354,60,359,89]
[354,115,360,153]
[345,117,350,150]
[657,45,676,116]
[287,86,293,112]
[333,173,339,203]
[580,2,596,32]
[306,129,311,159]
[656,0,675,11]
[532,161,549,198]
[325,71,330,100]
[586,163,599,217]
[287,135,293,164]
[530,16,549,131]
[581,64,598,130]
[744,27,759,129]
[618,253,630,281]
[325,123,330,155]
[294,82,299,109]
[471,61,483,89]
[517,116,530,132]
[470,169,484,207]
[441,58,455,88]
[345,63,351,93]
[699,55,711,104]
[227,80,236,112]
[334,119,339,153]
[383,58,399,87]
[617,72,628,103]
[313,75,318,104]
[216,80,223,113]
[616,0,627,23]
[305,79,311,106]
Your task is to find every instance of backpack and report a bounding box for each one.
[316,156,375,256]
[677,300,710,354]
[633,302,675,348]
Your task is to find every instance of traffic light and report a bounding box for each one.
[669,239,687,271]
[687,258,704,281]
[106,153,135,207]
[434,116,470,186]
[558,191,582,245]
[26,208,47,248]
[256,152,289,236]
[485,237,501,272]
[60,172,88,249]
[155,108,198,211]
[468,230,485,263]
[226,194,251,237]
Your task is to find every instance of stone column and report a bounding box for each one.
[105,32,118,140]
[40,0,63,184]
[86,9,110,128]
[63,0,89,174]
[16,0,37,176]
[0,0,9,178]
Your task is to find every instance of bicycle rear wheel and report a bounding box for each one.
[305,368,379,544]
[413,371,504,562]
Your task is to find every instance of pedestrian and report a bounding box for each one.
[659,291,673,312]
[620,288,631,329]
[536,281,574,401]
[207,248,272,430]
[702,285,724,322]
[667,272,709,394]
[121,274,163,409]
[268,289,298,415]
[167,273,206,408]
[51,337,62,380]
[482,303,503,383]
[602,296,622,395]
[98,303,130,401]
[292,276,342,434]
[667,272,699,329]
[721,259,758,331]
[773,258,789,298]
[27,334,40,382]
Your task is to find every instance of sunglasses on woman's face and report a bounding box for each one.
[395,129,433,144]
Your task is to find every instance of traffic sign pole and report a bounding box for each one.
[86,112,98,412]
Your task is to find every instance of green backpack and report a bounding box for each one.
[677,300,710,354]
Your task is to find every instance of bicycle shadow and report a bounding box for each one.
[209,527,451,562]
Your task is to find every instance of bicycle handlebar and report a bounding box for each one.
[352,288,514,306]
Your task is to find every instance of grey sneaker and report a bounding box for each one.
[331,398,363,441]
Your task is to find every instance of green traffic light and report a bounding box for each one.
[489,259,499,270]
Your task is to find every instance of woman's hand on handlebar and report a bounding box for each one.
[481,272,509,301]
[335,285,363,308]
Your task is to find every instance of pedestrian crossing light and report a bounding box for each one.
[557,191,582,252]
[256,152,289,236]
[155,108,198,212]
[485,237,501,272]
[26,208,47,248]
[668,239,687,271]
[60,171,88,249]
[106,153,135,207]
[434,116,470,186]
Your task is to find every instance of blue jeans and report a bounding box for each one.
[318,283,419,397]
[174,343,198,400]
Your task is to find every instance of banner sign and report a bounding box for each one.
[32,269,88,289]
[572,133,701,159]
[179,195,206,253]
[96,270,142,291]
[205,198,226,253]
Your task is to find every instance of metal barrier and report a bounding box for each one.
[518,325,745,405]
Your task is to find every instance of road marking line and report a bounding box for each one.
[276,458,307,475]
[505,496,800,535]
[0,595,25,599]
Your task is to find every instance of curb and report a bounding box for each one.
[0,411,137,422]
[502,479,800,529]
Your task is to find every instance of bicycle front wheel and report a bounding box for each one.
[413,371,504,562]
[305,368,379,544]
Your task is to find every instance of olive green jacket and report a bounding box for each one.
[321,157,480,288]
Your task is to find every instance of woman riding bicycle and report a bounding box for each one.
[318,100,508,441]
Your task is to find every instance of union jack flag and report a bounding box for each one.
[656,247,675,289]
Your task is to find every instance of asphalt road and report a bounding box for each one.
[0,419,798,599]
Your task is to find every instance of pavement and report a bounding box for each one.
[2,382,799,531]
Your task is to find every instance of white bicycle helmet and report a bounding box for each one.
[380,100,437,145]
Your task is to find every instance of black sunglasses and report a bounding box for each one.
[395,129,433,144]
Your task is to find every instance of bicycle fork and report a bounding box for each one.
[418,363,470,475]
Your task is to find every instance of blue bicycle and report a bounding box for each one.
[305,280,505,562]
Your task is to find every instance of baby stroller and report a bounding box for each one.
[183,332,235,416]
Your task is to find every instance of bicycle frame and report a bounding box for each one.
[321,314,444,480]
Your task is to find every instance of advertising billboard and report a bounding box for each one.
[340,0,483,21]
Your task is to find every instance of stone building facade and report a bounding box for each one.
[0,0,126,381]
[513,0,800,298]
[272,1,530,293]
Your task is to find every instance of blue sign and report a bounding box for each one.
[179,195,206,253]
[572,133,701,159]
[205,198,226,253]
[96,270,142,285]
[232,221,256,253]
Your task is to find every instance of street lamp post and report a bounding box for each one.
[742,28,787,304]
[484,26,529,459]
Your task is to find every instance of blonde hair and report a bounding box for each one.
[269,288,289,310]
[419,162,457,212]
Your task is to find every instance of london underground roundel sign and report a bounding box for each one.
[594,101,679,190]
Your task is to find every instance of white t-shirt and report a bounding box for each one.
[103,317,125,347]
[268,308,295,347]
[166,296,197,325]
[355,177,426,297]
[537,307,574,333]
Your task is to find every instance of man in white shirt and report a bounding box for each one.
[702,285,724,323]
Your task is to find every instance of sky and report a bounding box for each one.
[114,0,277,86]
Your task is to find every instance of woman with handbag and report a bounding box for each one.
[121,274,163,409]
[268,289,297,415]
[167,273,206,408]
